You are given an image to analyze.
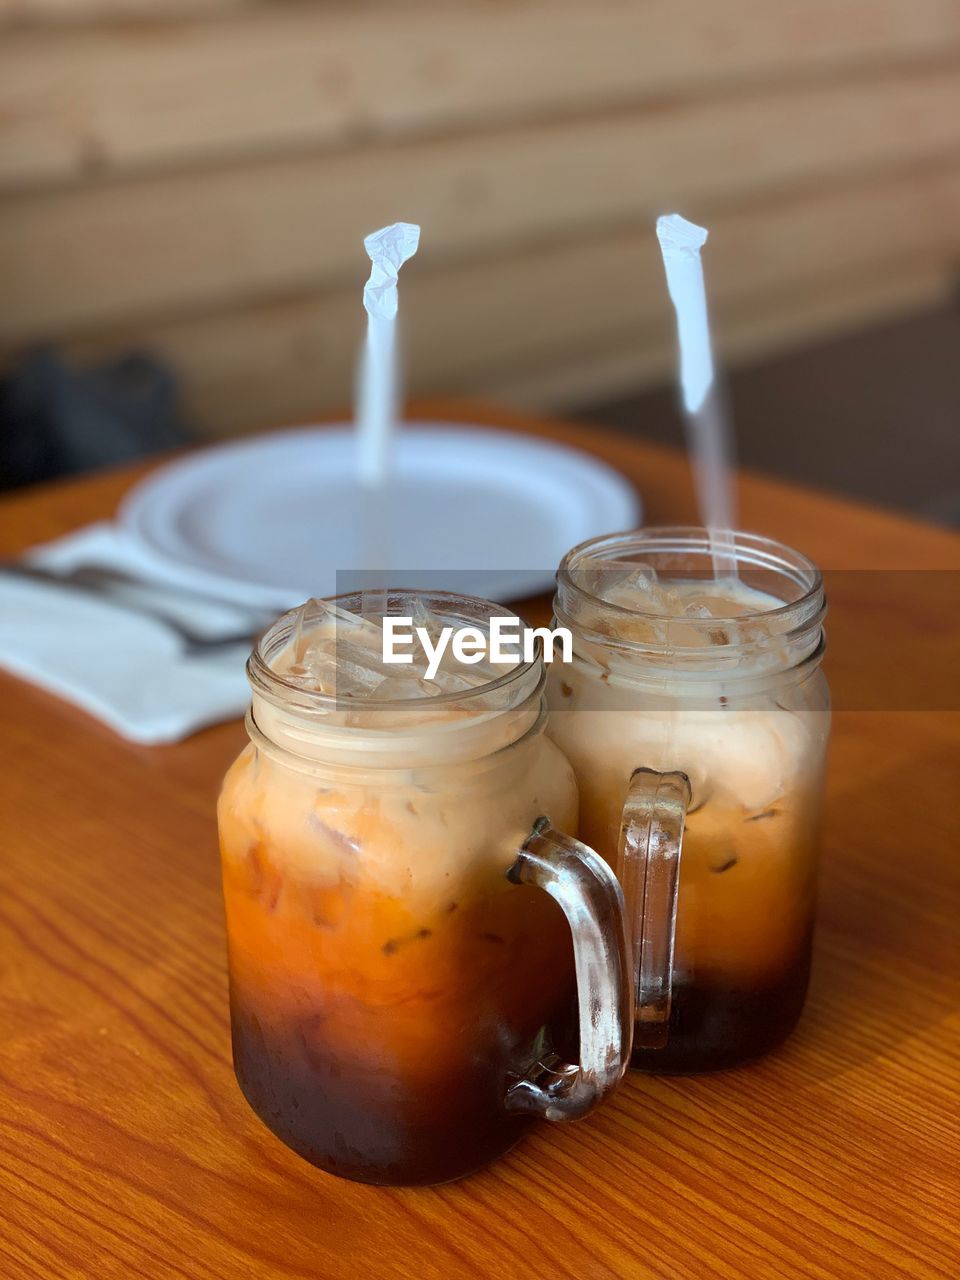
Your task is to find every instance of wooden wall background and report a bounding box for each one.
[2,0,959,437]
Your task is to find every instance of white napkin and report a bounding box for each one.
[0,522,279,745]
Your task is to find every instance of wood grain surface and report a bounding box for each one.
[57,166,959,435]
[6,69,960,345]
[4,0,960,187]
[4,2,960,434]
[0,402,957,1279]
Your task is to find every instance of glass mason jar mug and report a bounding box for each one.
[547,530,830,1072]
[217,592,631,1186]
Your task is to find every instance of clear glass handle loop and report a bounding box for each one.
[505,817,631,1121]
[619,768,691,1050]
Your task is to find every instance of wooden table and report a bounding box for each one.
[1,402,957,1280]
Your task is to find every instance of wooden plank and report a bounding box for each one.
[0,0,244,27]
[190,262,960,432]
[56,166,960,435]
[3,66,960,345]
[489,260,954,411]
[3,1,960,187]
[189,261,956,432]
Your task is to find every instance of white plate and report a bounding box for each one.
[119,422,641,606]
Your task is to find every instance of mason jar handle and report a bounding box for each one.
[505,817,631,1121]
[619,768,691,1050]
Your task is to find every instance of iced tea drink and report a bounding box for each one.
[218,592,630,1184]
[547,531,830,1072]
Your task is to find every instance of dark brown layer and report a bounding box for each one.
[230,986,575,1185]
[630,929,813,1073]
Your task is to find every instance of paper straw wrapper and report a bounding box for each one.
[362,222,421,322]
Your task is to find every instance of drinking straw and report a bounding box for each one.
[356,222,421,489]
[656,214,737,579]
[351,222,420,596]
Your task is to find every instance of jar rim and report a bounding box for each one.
[247,588,540,718]
[554,527,826,668]
[559,527,822,618]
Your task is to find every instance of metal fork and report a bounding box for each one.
[1,562,276,652]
